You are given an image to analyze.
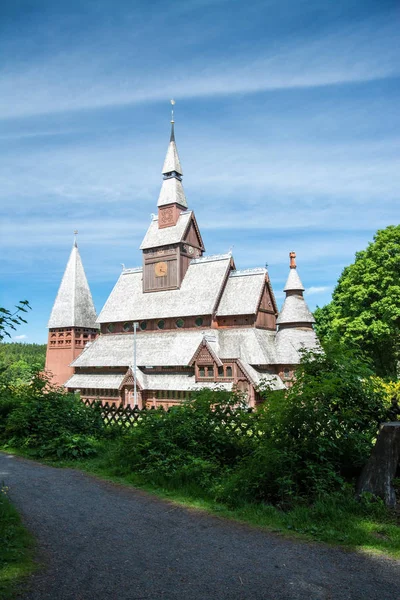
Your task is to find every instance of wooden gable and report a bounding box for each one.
[182,214,205,252]
[189,339,222,367]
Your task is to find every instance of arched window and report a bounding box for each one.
[226,366,232,377]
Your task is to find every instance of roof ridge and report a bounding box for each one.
[230,268,267,277]
[191,253,232,264]
[122,267,143,274]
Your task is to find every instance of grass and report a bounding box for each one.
[2,443,400,561]
[0,486,36,600]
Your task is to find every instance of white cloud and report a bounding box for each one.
[13,334,27,340]
[306,286,331,295]
[0,13,398,119]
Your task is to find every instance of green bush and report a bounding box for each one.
[219,342,391,506]
[110,389,255,489]
[4,370,104,457]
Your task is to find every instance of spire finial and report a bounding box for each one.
[74,230,78,247]
[289,251,296,269]
[170,99,175,142]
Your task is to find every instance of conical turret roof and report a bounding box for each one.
[283,268,305,292]
[277,252,315,327]
[48,242,98,329]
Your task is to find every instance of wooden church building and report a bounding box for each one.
[45,116,318,408]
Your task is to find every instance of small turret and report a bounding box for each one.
[277,252,315,329]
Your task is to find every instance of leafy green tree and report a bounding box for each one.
[314,225,400,378]
[0,301,31,342]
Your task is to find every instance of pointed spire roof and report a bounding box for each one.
[162,122,183,176]
[277,252,315,326]
[157,177,187,208]
[48,240,98,329]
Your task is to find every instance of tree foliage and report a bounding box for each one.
[218,343,390,506]
[0,301,31,342]
[314,225,400,378]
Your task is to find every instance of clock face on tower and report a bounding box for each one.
[155,261,168,277]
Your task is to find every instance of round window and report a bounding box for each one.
[157,320,165,330]
[176,318,185,328]
[123,322,131,332]
[140,321,147,331]
[107,323,115,333]
[195,317,203,327]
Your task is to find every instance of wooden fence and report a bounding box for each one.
[83,400,263,438]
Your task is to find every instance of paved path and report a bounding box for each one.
[1,453,399,600]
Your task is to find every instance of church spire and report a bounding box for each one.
[158,101,187,213]
[47,237,98,329]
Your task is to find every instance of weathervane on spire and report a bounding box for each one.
[74,230,78,247]
[170,99,175,123]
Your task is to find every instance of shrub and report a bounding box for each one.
[228,342,391,505]
[4,370,104,457]
[110,389,256,488]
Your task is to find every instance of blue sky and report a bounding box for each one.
[1,0,399,344]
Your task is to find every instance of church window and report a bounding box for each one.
[218,366,224,378]
[176,318,185,328]
[226,366,232,377]
[157,320,165,329]
[284,368,290,378]
[123,322,132,332]
[199,367,206,377]
[195,317,203,327]
[140,321,147,331]
[107,323,115,333]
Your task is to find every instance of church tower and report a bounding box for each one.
[45,235,99,386]
[140,102,205,292]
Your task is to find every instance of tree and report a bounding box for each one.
[314,225,400,378]
[0,301,31,342]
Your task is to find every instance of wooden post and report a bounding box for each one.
[356,422,400,508]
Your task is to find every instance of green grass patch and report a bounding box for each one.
[5,443,399,560]
[0,485,36,599]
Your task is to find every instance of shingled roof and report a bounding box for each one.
[48,243,98,329]
[157,177,188,208]
[216,269,267,316]
[140,211,193,250]
[97,254,232,323]
[71,326,279,369]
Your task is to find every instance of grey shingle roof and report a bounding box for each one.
[48,244,98,329]
[97,254,232,323]
[216,269,266,316]
[71,326,279,369]
[275,327,319,364]
[140,372,232,392]
[283,268,305,292]
[236,360,285,390]
[64,373,125,389]
[162,139,183,175]
[157,177,187,208]
[140,211,192,250]
[276,295,315,325]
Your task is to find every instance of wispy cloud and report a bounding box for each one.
[306,286,331,295]
[0,12,398,120]
[13,334,27,341]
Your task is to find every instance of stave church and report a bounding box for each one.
[45,111,318,408]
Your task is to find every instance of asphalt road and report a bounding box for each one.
[1,452,399,600]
